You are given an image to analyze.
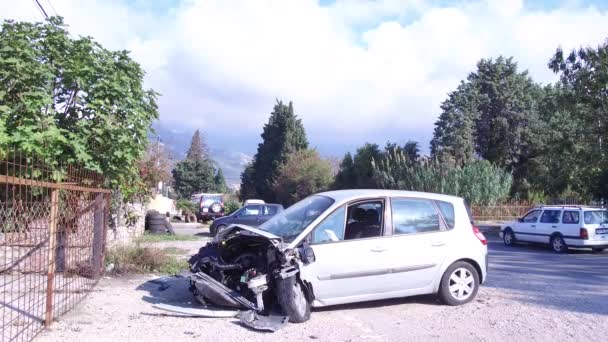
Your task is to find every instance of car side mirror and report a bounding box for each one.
[517,217,523,223]
[303,246,316,264]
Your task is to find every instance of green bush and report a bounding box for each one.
[373,150,512,206]
[175,199,197,216]
[105,245,187,275]
[224,199,241,215]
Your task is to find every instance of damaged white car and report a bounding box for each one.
[185,190,488,324]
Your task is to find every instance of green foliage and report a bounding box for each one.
[175,198,197,215]
[224,199,241,215]
[172,130,217,199]
[214,168,227,193]
[105,245,188,275]
[136,232,201,243]
[0,17,158,197]
[273,149,333,206]
[373,149,512,206]
[240,100,309,202]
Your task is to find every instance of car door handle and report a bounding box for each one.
[370,247,388,252]
[552,225,557,228]
[431,241,446,247]
[531,225,536,228]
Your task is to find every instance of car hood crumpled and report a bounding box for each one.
[216,224,284,245]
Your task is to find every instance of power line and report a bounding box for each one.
[45,0,58,16]
[31,0,49,19]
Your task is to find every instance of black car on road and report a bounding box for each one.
[209,203,284,236]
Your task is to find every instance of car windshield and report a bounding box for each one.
[584,210,608,224]
[259,195,334,242]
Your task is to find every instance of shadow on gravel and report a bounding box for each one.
[137,276,199,312]
[486,242,608,315]
[194,232,212,238]
[313,294,441,313]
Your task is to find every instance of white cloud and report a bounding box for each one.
[2,0,608,153]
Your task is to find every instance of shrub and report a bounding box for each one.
[224,199,241,215]
[373,150,512,206]
[105,245,187,275]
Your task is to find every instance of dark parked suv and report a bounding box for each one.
[209,203,284,236]
[193,193,225,222]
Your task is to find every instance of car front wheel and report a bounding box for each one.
[503,229,515,246]
[438,261,480,306]
[276,276,311,323]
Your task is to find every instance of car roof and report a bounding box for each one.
[315,189,463,204]
[533,205,605,210]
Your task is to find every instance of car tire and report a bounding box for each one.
[212,225,227,237]
[438,261,480,306]
[550,235,567,253]
[503,228,516,246]
[276,276,311,323]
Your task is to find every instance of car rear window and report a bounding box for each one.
[202,195,222,206]
[436,201,455,229]
[584,210,608,224]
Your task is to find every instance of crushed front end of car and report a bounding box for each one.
[183,225,314,327]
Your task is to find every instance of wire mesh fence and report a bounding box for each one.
[0,148,110,342]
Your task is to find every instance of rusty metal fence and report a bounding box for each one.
[0,150,110,342]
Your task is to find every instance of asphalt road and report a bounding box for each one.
[36,226,608,342]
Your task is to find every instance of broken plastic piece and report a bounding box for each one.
[238,310,289,332]
[153,303,240,318]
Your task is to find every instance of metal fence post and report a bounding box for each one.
[92,193,105,279]
[45,189,59,327]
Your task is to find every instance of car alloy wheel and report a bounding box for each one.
[448,268,475,301]
[551,235,566,253]
[504,230,514,246]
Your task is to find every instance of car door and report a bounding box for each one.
[381,197,450,292]
[232,205,262,227]
[537,209,562,244]
[300,199,393,303]
[514,209,542,242]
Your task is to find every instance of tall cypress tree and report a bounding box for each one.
[240,100,308,202]
[172,130,217,198]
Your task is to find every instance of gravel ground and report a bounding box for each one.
[35,225,608,342]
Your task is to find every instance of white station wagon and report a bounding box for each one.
[185,190,489,324]
[501,205,608,253]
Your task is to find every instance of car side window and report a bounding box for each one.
[242,205,261,216]
[392,198,441,235]
[344,201,384,240]
[522,210,541,223]
[436,201,455,229]
[311,206,346,243]
[540,210,561,224]
[562,211,580,224]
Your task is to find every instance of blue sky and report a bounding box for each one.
[2,0,608,157]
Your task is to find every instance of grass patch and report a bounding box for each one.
[136,232,201,243]
[163,247,189,255]
[105,245,188,275]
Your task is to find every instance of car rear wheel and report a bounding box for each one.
[550,235,567,253]
[503,228,516,246]
[438,261,480,306]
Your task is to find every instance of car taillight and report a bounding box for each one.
[473,225,487,245]
[580,228,588,240]
[200,197,204,208]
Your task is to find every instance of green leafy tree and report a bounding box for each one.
[549,42,608,199]
[273,150,334,206]
[0,17,158,197]
[240,100,308,202]
[172,130,216,199]
[333,152,355,189]
[431,81,478,166]
[352,143,382,188]
[214,168,227,193]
